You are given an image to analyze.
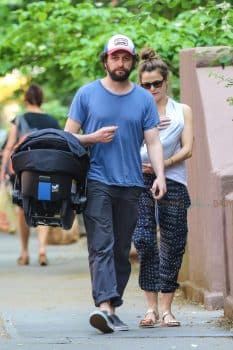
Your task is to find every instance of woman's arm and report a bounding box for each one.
[0,124,18,182]
[164,104,193,168]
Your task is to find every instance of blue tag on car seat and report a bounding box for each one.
[38,182,51,200]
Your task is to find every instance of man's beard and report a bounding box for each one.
[106,64,133,82]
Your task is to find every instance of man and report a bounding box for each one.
[65,34,166,334]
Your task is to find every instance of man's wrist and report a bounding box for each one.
[155,172,165,181]
[77,133,95,145]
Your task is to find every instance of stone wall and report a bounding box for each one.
[179,47,233,315]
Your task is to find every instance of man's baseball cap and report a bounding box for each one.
[104,34,136,56]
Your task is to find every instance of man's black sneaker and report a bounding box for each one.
[109,314,129,331]
[89,310,114,334]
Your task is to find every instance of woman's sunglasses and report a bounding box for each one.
[141,79,165,90]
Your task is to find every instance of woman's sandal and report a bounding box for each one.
[17,256,29,265]
[39,254,48,266]
[160,311,181,327]
[139,309,159,328]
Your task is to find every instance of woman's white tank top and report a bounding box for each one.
[140,97,187,186]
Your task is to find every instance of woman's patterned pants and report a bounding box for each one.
[133,174,191,293]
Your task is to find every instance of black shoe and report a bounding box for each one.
[109,314,129,331]
[89,310,114,334]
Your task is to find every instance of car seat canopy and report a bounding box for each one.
[12,128,89,185]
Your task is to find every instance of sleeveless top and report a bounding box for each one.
[140,97,187,186]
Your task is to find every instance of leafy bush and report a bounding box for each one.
[0,0,232,104]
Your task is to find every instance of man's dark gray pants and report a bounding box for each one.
[84,180,142,308]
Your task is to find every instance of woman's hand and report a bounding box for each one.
[157,116,171,130]
[0,167,7,184]
[142,162,154,174]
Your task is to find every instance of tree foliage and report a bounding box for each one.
[0,0,232,120]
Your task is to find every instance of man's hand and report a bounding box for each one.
[150,177,166,200]
[92,126,118,143]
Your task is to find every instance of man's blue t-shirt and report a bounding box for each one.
[68,80,159,187]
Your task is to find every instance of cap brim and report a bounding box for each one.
[107,47,135,55]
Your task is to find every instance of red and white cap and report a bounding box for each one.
[104,34,136,56]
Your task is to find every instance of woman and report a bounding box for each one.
[0,84,60,266]
[133,48,193,327]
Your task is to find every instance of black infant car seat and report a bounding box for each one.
[11,129,89,230]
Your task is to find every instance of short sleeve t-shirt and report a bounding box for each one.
[12,112,61,131]
[68,80,159,187]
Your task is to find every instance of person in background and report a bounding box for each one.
[0,84,60,266]
[133,48,193,327]
[65,34,166,334]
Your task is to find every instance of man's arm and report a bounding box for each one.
[144,127,166,199]
[64,117,118,145]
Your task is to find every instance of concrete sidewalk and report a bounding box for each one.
[0,232,232,350]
